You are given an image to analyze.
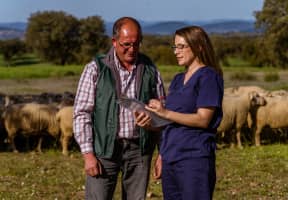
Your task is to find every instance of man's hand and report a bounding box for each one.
[134,111,151,128]
[83,152,102,177]
[153,154,162,179]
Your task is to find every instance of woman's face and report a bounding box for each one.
[173,35,195,67]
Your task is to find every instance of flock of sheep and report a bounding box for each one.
[219,86,288,148]
[0,86,287,155]
[0,92,74,155]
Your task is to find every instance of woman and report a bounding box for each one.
[146,26,224,200]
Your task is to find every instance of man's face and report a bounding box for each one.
[112,23,141,69]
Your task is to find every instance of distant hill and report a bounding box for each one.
[0,29,24,40]
[142,21,190,35]
[0,22,27,31]
[0,22,26,40]
[202,20,256,33]
[105,19,258,36]
[141,20,257,35]
[0,20,258,40]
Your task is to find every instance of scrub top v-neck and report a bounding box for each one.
[160,66,224,163]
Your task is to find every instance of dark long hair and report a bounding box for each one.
[174,26,222,76]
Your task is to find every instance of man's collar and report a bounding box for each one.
[113,49,136,71]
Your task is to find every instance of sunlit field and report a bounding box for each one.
[0,56,288,199]
[0,145,287,199]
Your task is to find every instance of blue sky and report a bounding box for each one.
[1,0,264,23]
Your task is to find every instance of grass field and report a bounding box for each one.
[1,55,288,91]
[0,145,287,199]
[0,64,83,79]
[0,56,288,199]
[1,61,288,95]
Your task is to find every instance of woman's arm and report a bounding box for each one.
[146,99,215,128]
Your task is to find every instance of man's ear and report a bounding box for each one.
[112,37,117,48]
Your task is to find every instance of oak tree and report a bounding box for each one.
[255,0,288,67]
[26,11,80,65]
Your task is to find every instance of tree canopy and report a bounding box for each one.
[25,11,108,65]
[26,11,80,65]
[0,39,26,66]
[77,16,109,64]
[255,0,288,68]
[10,3,288,68]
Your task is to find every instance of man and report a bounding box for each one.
[73,16,165,200]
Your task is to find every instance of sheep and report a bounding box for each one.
[264,89,288,97]
[2,103,60,153]
[0,93,8,149]
[56,106,73,156]
[224,86,266,96]
[0,92,6,106]
[0,106,8,150]
[224,86,268,130]
[217,91,266,148]
[251,96,288,146]
[4,92,75,107]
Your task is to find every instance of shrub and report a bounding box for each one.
[264,72,279,82]
[64,71,76,76]
[230,71,257,81]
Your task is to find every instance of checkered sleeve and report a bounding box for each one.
[73,61,98,154]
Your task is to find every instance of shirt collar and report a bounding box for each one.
[113,50,136,71]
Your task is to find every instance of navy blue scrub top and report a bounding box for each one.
[160,66,224,163]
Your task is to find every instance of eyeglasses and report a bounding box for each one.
[118,41,141,50]
[171,44,190,51]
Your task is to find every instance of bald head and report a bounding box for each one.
[112,17,142,41]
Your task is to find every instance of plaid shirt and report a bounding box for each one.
[73,51,165,154]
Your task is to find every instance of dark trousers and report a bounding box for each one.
[85,139,153,200]
[161,156,216,200]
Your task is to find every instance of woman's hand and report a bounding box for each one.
[153,154,162,179]
[145,99,167,118]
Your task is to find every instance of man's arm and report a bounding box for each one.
[73,61,102,176]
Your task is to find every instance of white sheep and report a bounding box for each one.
[252,96,288,146]
[217,91,266,148]
[264,89,288,97]
[3,103,60,153]
[224,85,266,96]
[56,106,73,156]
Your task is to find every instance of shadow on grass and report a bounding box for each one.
[12,56,41,66]
[0,55,41,67]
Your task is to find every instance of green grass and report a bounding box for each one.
[0,64,84,79]
[0,145,287,199]
[1,62,287,92]
[223,57,252,67]
[222,65,280,72]
[215,145,288,199]
[222,57,280,72]
[0,54,41,66]
[0,55,287,199]
[0,63,278,80]
[158,65,184,84]
[0,53,84,79]
[0,54,279,80]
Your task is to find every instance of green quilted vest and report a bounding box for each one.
[92,52,158,158]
